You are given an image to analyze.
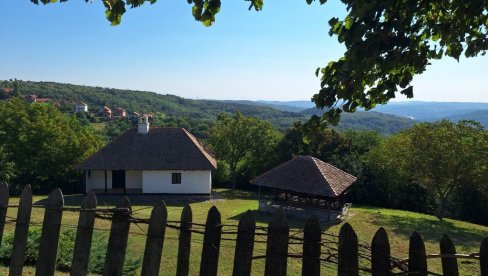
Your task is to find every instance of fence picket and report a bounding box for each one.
[141,201,168,276]
[35,188,64,276]
[0,183,9,246]
[408,231,427,276]
[481,237,488,276]
[338,222,358,276]
[440,234,459,276]
[71,192,97,276]
[200,206,222,276]
[232,210,256,276]
[302,215,321,276]
[9,185,32,276]
[176,204,192,276]
[371,227,391,276]
[264,209,289,276]
[103,197,132,276]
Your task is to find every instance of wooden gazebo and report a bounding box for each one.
[251,156,357,219]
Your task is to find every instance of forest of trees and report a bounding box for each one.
[1,82,487,225]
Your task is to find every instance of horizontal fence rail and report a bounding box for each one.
[0,184,486,276]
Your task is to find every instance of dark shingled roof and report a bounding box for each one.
[251,156,356,198]
[77,127,217,171]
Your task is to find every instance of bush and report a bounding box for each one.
[0,227,141,274]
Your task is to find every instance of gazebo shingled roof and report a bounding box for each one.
[251,156,357,198]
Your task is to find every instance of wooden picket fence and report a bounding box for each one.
[0,184,487,276]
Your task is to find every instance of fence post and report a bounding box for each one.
[302,215,321,276]
[141,201,168,276]
[264,209,289,276]
[103,197,132,276]
[71,192,97,276]
[0,183,9,246]
[9,185,32,276]
[176,204,192,276]
[440,234,459,276]
[371,227,391,276]
[408,231,427,276]
[232,210,256,276]
[338,222,358,276]
[481,237,488,276]
[200,206,222,276]
[35,188,64,276]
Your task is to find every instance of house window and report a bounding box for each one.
[172,173,181,184]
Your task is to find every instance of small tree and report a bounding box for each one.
[208,112,281,189]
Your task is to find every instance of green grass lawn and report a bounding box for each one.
[1,189,487,275]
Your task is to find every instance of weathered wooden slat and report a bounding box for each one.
[264,209,289,276]
[0,183,9,246]
[371,227,391,276]
[481,237,488,276]
[199,206,222,276]
[103,197,132,276]
[176,204,192,276]
[232,210,256,276]
[70,192,97,276]
[141,201,168,276]
[35,188,64,276]
[9,185,33,276]
[302,215,321,276]
[338,222,358,276]
[408,231,427,276]
[440,234,459,276]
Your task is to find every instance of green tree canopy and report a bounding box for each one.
[208,112,282,189]
[31,0,488,123]
[0,98,104,193]
[367,120,488,219]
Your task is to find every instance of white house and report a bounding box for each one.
[77,118,217,194]
[74,101,88,113]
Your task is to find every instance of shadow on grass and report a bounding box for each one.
[34,193,211,208]
[367,210,488,248]
[228,210,341,231]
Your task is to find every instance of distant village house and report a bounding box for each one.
[99,106,112,118]
[113,107,127,118]
[26,95,52,104]
[77,117,217,194]
[74,101,88,113]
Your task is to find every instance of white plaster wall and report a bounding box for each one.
[126,170,142,189]
[86,170,112,192]
[142,170,211,194]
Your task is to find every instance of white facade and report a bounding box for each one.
[74,103,88,113]
[85,170,211,194]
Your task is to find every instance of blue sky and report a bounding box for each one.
[1,0,487,102]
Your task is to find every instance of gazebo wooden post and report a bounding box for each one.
[327,201,331,221]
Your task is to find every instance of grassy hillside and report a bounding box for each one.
[0,189,486,275]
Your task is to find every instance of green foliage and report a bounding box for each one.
[208,112,282,188]
[0,98,104,193]
[311,0,488,122]
[0,227,141,274]
[365,120,488,220]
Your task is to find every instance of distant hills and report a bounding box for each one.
[13,80,487,135]
[259,100,488,127]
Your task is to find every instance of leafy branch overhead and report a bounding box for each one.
[31,0,488,123]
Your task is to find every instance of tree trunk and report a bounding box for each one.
[437,197,448,219]
[230,163,237,190]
